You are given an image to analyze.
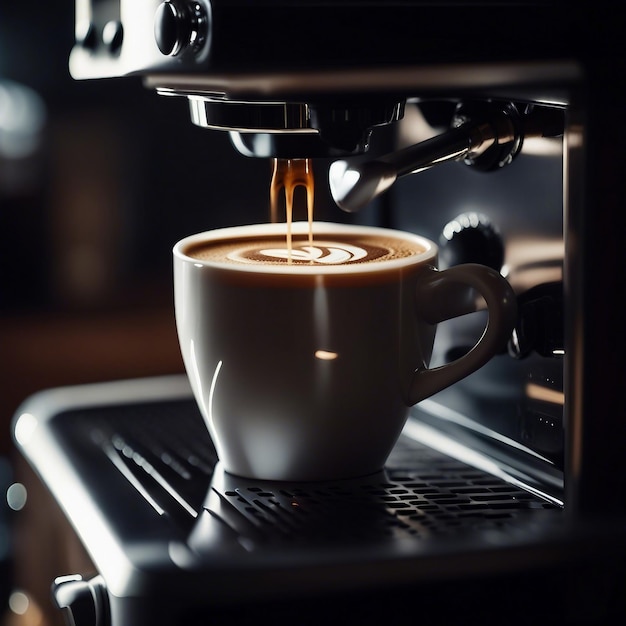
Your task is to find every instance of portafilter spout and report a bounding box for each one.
[329,101,527,212]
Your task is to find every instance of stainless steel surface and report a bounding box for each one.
[329,101,567,212]
[68,1,580,158]
[177,95,405,157]
[329,102,521,212]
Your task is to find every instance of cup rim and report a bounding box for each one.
[173,221,437,275]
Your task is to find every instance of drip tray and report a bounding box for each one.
[16,375,623,624]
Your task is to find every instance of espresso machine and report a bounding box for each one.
[12,1,626,624]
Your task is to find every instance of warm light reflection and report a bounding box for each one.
[526,382,565,405]
[521,136,563,156]
[315,350,338,360]
[502,237,564,292]
[8,590,30,616]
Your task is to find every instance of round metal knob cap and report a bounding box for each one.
[154,1,207,56]
[154,2,183,55]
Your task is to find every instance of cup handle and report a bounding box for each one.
[408,263,517,405]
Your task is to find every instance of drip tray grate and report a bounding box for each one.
[205,440,554,548]
[60,397,559,549]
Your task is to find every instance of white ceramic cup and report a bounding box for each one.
[174,221,516,481]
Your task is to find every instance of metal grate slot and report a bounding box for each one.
[205,458,558,547]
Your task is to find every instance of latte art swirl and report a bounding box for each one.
[228,240,389,265]
[253,242,370,264]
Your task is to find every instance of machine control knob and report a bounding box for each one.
[154,1,208,56]
[52,574,108,626]
[509,281,564,359]
[439,212,505,271]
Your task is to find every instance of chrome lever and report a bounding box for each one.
[329,101,526,213]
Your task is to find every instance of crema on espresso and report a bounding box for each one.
[186,234,426,266]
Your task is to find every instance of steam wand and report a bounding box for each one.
[329,101,558,213]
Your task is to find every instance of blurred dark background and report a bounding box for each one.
[0,1,275,312]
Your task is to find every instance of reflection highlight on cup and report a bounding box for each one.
[188,340,205,399]
[315,350,339,360]
[208,359,224,430]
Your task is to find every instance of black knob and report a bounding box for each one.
[154,1,208,56]
[52,574,108,626]
[508,281,564,359]
[439,212,505,271]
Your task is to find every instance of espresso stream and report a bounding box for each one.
[270,158,315,262]
[186,160,425,266]
[187,159,425,266]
